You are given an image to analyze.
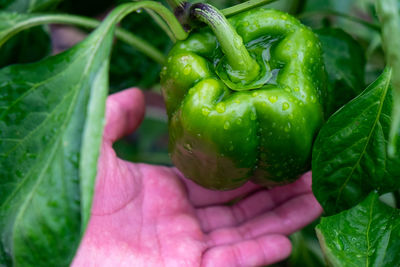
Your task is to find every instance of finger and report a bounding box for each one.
[196,172,313,232]
[174,168,261,207]
[202,234,291,267]
[207,193,322,247]
[104,88,145,143]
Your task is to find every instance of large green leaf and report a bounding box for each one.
[316,28,365,116]
[316,192,400,266]
[0,12,114,266]
[312,69,400,215]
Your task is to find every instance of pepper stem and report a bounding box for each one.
[191,3,260,83]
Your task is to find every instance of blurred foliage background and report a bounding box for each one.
[0,0,388,266]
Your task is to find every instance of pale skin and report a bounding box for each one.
[72,88,323,267]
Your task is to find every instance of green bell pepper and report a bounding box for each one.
[161,5,326,190]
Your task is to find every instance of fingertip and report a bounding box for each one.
[261,234,292,261]
[309,193,324,215]
[104,88,145,142]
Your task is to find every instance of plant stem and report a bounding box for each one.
[191,3,259,82]
[0,14,166,64]
[376,0,400,157]
[298,10,380,32]
[100,1,188,41]
[221,0,278,17]
[1,2,189,65]
[144,8,176,42]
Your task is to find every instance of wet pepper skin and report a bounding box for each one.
[161,8,326,190]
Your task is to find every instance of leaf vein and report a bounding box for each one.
[334,78,390,210]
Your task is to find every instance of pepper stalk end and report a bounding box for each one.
[191,3,261,89]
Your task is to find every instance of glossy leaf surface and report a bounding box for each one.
[0,13,114,266]
[316,28,365,116]
[316,192,400,267]
[312,69,400,215]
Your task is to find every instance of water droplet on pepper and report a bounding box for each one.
[284,123,291,132]
[311,96,316,103]
[282,102,290,110]
[216,103,226,113]
[224,121,230,129]
[268,95,278,103]
[183,65,192,75]
[202,107,210,116]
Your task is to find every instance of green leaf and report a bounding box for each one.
[301,0,379,45]
[0,0,61,12]
[0,0,53,68]
[0,12,41,46]
[316,192,400,267]
[312,68,400,215]
[0,13,114,267]
[316,28,365,116]
[0,25,51,68]
[0,2,185,264]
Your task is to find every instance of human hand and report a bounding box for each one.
[72,89,323,267]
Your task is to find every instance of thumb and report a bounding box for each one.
[103,88,145,143]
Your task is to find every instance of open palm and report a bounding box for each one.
[72,89,322,267]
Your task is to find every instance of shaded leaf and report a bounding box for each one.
[0,12,49,47]
[288,231,325,267]
[316,192,400,267]
[312,68,400,215]
[316,28,365,116]
[0,13,114,266]
[58,0,117,16]
[0,0,61,12]
[0,25,51,68]
[0,10,52,69]
[109,10,171,92]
